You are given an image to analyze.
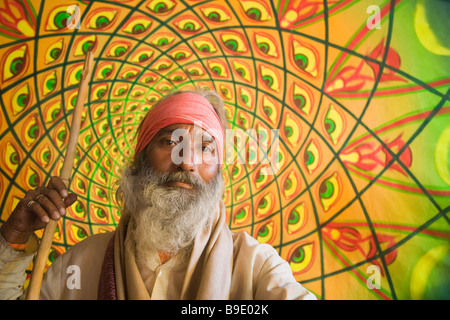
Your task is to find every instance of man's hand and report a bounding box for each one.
[0,177,77,244]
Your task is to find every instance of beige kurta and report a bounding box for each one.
[0,201,316,300]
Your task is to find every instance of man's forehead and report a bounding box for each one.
[157,123,214,141]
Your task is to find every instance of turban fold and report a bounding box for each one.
[134,92,224,162]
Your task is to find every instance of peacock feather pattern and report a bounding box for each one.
[0,0,449,299]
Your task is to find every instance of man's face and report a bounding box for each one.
[121,123,223,253]
[144,123,220,186]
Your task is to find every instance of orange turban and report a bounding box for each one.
[135,92,224,163]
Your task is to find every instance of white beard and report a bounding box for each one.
[117,162,223,260]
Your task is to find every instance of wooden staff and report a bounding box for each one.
[26,51,94,300]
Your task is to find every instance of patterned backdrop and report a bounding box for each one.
[0,0,449,300]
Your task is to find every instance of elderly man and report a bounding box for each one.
[0,89,316,300]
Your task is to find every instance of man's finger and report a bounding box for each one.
[41,189,67,217]
[64,193,78,208]
[26,199,50,224]
[35,193,61,220]
[47,176,69,199]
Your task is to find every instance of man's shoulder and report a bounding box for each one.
[61,231,115,261]
[231,230,278,259]
[231,230,258,246]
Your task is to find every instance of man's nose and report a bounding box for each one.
[178,143,197,171]
[172,133,201,172]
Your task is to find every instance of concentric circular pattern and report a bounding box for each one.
[0,0,449,299]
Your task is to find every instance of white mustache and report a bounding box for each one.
[156,171,205,190]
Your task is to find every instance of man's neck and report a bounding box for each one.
[158,251,174,264]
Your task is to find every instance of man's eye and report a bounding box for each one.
[202,145,214,153]
[164,139,176,146]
